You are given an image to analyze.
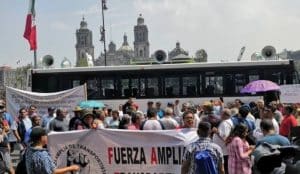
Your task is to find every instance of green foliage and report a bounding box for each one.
[77,58,88,67]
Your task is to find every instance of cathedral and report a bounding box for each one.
[76,14,151,66]
[75,14,205,66]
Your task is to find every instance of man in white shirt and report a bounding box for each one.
[160,107,179,129]
[253,106,279,141]
[141,108,165,130]
[212,108,233,174]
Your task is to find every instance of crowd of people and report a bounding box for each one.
[0,97,299,173]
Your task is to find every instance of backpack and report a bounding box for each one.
[194,150,218,174]
[15,149,27,174]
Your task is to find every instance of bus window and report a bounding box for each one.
[249,74,259,82]
[205,76,223,95]
[146,77,159,97]
[183,76,197,96]
[121,78,130,97]
[72,80,80,87]
[235,74,246,93]
[131,78,139,97]
[140,78,146,97]
[87,78,100,99]
[164,77,179,97]
[102,79,115,97]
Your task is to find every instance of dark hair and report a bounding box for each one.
[56,108,62,116]
[147,108,157,118]
[232,123,248,139]
[131,112,142,124]
[197,122,211,137]
[118,115,130,129]
[239,105,250,118]
[182,111,194,119]
[260,119,274,132]
[147,101,154,105]
[19,107,27,114]
[112,110,119,116]
[285,106,293,114]
[30,126,47,144]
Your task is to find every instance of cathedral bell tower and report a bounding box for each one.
[75,17,94,66]
[134,14,150,59]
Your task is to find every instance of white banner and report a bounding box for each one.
[48,129,198,174]
[280,84,300,103]
[5,85,87,118]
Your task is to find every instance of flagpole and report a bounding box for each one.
[34,50,37,69]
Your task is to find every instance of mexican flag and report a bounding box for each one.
[23,0,37,50]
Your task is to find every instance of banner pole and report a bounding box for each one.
[34,50,37,69]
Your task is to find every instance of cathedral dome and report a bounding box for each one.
[118,33,133,52]
[61,57,72,68]
[168,42,189,59]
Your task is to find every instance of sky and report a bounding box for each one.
[1,0,300,68]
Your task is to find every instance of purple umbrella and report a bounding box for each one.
[240,80,280,93]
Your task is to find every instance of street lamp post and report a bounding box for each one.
[100,0,108,66]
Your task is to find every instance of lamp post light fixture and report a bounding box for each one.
[101,0,108,66]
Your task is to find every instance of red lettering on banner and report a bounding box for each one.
[108,147,113,164]
[151,147,157,164]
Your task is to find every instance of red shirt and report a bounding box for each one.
[279,114,298,137]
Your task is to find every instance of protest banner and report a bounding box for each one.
[280,84,300,103]
[48,129,198,174]
[5,84,87,117]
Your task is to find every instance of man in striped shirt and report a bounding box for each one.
[181,122,225,174]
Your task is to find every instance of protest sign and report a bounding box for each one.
[5,84,86,117]
[280,84,300,103]
[48,129,198,174]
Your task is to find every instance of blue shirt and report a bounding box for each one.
[256,134,290,147]
[25,147,56,174]
[24,127,32,145]
[2,112,17,142]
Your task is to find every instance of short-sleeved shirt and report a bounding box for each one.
[279,115,298,137]
[256,134,290,146]
[159,117,179,129]
[25,147,56,174]
[49,117,69,132]
[141,119,164,130]
[183,137,224,174]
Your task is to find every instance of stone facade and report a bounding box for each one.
[95,14,150,66]
[134,14,150,60]
[95,34,134,66]
[168,42,189,60]
[75,17,94,67]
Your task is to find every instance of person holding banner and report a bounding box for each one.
[25,126,79,174]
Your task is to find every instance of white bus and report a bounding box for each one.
[30,60,298,110]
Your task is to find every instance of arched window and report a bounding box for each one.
[139,50,143,57]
